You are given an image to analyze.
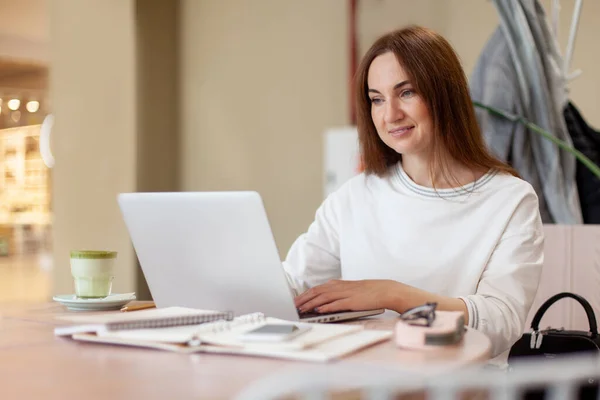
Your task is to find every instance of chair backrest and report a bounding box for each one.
[234,354,600,400]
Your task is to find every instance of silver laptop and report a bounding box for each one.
[117,191,384,323]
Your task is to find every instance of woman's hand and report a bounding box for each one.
[294,280,469,324]
[294,279,399,313]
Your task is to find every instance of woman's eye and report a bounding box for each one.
[370,98,383,105]
[401,90,415,98]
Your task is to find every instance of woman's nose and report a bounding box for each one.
[384,99,405,123]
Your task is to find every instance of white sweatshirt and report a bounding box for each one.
[283,162,544,360]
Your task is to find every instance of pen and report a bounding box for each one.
[120,302,156,312]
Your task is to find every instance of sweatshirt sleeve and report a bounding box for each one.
[282,191,343,296]
[459,187,544,357]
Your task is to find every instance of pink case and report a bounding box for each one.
[394,311,466,350]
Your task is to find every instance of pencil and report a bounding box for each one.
[120,302,156,312]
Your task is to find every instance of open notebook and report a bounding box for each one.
[55,308,392,362]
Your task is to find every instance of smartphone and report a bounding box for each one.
[238,324,312,342]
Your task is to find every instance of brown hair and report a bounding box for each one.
[355,25,517,184]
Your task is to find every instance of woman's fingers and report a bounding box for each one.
[294,287,323,308]
[294,280,344,307]
[294,280,358,309]
[298,289,356,313]
[314,298,354,313]
[297,292,340,313]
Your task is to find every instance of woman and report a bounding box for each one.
[284,26,544,360]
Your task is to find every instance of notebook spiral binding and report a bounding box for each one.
[105,311,235,331]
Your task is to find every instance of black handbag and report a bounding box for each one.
[509,292,600,360]
[509,292,600,400]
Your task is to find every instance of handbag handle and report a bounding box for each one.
[531,292,598,335]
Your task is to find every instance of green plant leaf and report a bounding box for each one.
[473,101,600,180]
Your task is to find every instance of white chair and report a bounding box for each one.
[235,354,600,400]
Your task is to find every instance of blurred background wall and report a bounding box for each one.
[0,0,598,300]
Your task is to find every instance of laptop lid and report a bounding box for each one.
[117,191,301,320]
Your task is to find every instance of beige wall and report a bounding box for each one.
[135,0,180,298]
[50,0,179,298]
[180,0,348,256]
[50,0,137,295]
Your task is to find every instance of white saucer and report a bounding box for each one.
[53,293,136,311]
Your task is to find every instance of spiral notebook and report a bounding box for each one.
[59,310,393,362]
[93,312,363,350]
[54,307,233,336]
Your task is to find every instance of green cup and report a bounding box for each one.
[70,250,117,299]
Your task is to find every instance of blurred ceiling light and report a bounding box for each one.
[26,101,40,113]
[7,99,20,111]
[0,105,2,115]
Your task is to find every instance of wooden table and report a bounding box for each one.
[0,302,492,399]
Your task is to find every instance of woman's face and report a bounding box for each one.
[367,52,434,157]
